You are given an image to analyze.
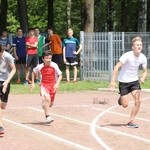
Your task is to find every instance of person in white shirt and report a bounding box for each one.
[109,36,147,128]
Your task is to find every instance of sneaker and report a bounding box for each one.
[23,80,28,85]
[35,79,40,83]
[28,79,32,84]
[126,122,139,128]
[45,116,54,124]
[66,80,70,83]
[16,79,21,84]
[118,97,122,105]
[0,126,4,135]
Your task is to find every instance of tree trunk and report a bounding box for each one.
[67,0,71,29]
[81,0,94,32]
[121,0,127,31]
[47,0,54,28]
[0,0,8,33]
[17,0,28,33]
[107,0,113,31]
[138,0,147,32]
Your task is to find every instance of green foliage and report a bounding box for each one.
[26,0,48,31]
[6,0,150,34]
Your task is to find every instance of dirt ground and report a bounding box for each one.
[1,90,150,150]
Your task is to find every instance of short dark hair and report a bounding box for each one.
[16,27,22,32]
[48,27,53,30]
[28,27,35,32]
[42,50,53,58]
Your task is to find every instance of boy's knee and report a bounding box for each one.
[1,105,6,109]
[122,101,128,108]
[122,103,128,108]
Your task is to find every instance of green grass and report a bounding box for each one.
[10,80,109,94]
[10,78,150,94]
[10,66,150,94]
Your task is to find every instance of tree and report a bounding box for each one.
[121,0,127,31]
[81,0,94,32]
[0,0,8,33]
[17,0,28,33]
[138,0,147,32]
[67,0,72,28]
[107,0,113,31]
[47,0,54,28]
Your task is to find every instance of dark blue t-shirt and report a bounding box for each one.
[13,36,26,58]
[63,37,80,58]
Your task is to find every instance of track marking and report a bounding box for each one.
[89,106,150,122]
[51,104,150,123]
[27,107,150,143]
[3,118,93,150]
[90,96,150,150]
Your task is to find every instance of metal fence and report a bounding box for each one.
[80,32,150,81]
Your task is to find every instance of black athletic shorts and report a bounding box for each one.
[119,80,141,96]
[52,54,63,65]
[15,57,26,64]
[66,57,78,66]
[0,81,10,103]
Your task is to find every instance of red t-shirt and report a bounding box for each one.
[33,62,62,86]
[26,36,38,54]
[41,66,55,86]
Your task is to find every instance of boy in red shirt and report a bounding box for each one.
[24,28,38,85]
[30,51,62,124]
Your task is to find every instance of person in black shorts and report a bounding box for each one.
[109,37,147,128]
[63,28,82,83]
[13,27,26,83]
[0,44,16,135]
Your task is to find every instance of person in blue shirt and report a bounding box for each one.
[63,28,82,83]
[13,27,26,84]
[0,29,11,52]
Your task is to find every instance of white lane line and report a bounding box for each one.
[91,106,116,150]
[90,107,150,122]
[3,118,93,150]
[27,107,150,143]
[51,104,150,122]
[27,107,90,126]
[90,96,150,150]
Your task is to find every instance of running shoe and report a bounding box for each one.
[45,116,54,124]
[16,79,21,84]
[126,122,139,128]
[23,80,28,85]
[0,126,4,135]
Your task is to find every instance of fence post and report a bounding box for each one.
[108,32,113,81]
[80,31,84,80]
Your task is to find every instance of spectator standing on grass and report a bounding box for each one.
[34,27,45,64]
[13,27,26,84]
[30,51,62,124]
[34,27,45,83]
[24,27,38,85]
[108,36,147,128]
[63,28,82,83]
[0,29,11,52]
[43,27,63,66]
[0,44,16,135]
